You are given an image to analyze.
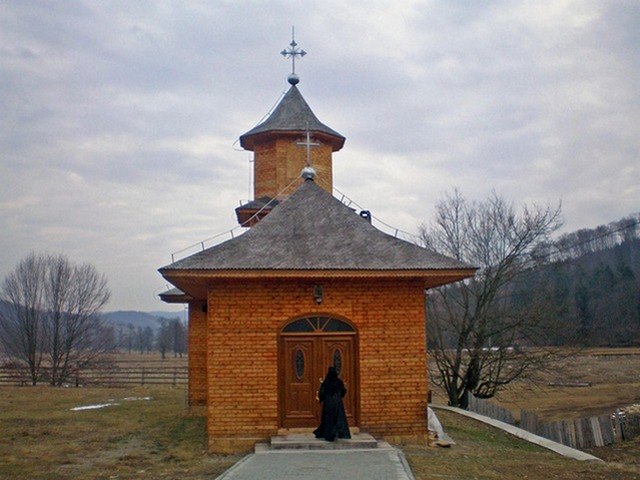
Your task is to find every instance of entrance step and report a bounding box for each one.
[258,433,380,452]
[277,426,361,435]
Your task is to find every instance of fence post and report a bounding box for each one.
[611,412,622,443]
[141,367,145,386]
[520,410,538,434]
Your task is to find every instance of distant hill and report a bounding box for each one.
[102,310,185,331]
[148,310,187,321]
[518,212,640,347]
[0,301,185,331]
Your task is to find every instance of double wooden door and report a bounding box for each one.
[280,335,357,428]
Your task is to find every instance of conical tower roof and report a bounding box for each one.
[239,85,345,151]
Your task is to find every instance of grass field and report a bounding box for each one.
[1,386,639,480]
[428,348,640,475]
[492,348,640,422]
[405,410,640,480]
[430,348,640,422]
[1,349,639,479]
[0,386,240,480]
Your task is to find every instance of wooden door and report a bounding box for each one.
[320,337,356,424]
[280,331,357,428]
[281,337,317,427]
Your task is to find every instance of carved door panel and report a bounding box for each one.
[281,337,317,428]
[321,337,356,424]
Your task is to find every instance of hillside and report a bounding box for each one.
[102,310,185,331]
[521,213,640,346]
[0,300,184,332]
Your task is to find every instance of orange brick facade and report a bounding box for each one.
[188,276,429,453]
[254,138,333,199]
[187,301,207,408]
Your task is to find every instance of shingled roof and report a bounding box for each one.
[239,85,345,151]
[159,179,475,273]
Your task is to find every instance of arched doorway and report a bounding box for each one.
[278,315,359,429]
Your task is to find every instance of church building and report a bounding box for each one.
[159,37,475,453]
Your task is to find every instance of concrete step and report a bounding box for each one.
[277,426,361,435]
[263,433,379,451]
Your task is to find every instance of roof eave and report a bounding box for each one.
[158,289,194,304]
[160,267,476,286]
[239,130,345,152]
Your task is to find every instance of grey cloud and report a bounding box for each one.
[1,0,638,310]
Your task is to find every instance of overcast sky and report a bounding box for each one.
[1,1,639,312]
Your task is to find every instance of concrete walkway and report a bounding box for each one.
[215,443,415,480]
[432,404,602,461]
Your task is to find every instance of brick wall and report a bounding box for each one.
[187,301,207,408]
[254,138,333,200]
[204,277,428,453]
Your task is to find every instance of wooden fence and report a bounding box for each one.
[0,364,188,387]
[467,395,640,449]
[467,394,515,424]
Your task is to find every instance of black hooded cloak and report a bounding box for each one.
[313,366,351,441]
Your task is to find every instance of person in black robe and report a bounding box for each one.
[313,366,351,441]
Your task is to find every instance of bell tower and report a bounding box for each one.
[235,31,345,227]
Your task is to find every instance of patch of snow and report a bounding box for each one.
[70,396,153,411]
[70,402,119,411]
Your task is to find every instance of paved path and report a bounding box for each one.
[215,445,415,480]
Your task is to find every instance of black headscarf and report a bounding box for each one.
[321,366,342,396]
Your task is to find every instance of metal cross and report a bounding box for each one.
[296,125,320,167]
[280,26,306,74]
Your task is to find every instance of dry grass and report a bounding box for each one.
[430,348,640,422]
[404,410,640,480]
[110,352,188,366]
[5,386,639,480]
[2,349,639,479]
[0,386,240,480]
[492,349,640,422]
[426,348,640,478]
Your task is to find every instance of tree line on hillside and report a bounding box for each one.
[536,213,640,262]
[521,235,640,347]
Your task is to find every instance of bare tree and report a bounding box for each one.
[43,256,111,385]
[156,318,171,360]
[170,318,187,358]
[0,254,47,384]
[133,326,155,354]
[0,253,111,385]
[126,323,135,354]
[420,190,564,408]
